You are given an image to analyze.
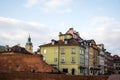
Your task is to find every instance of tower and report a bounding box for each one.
[25,35,33,53]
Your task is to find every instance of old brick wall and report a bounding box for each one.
[0,53,58,72]
[0,53,109,80]
[108,74,120,80]
[0,72,108,80]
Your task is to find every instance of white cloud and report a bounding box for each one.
[24,0,39,8]
[0,17,51,51]
[24,0,73,13]
[84,16,120,55]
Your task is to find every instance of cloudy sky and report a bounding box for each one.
[0,0,120,55]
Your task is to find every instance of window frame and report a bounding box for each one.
[61,57,65,63]
[43,49,46,54]
[54,58,57,62]
[61,48,65,54]
[71,48,76,54]
[71,57,76,63]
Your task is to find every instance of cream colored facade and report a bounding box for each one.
[39,28,103,75]
[40,28,85,75]
[40,45,85,75]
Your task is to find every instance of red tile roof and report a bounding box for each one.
[40,38,85,48]
[0,45,32,54]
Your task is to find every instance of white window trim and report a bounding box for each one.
[54,58,57,62]
[43,49,46,54]
[61,48,65,54]
[71,57,75,62]
[61,57,65,62]
[71,48,75,54]
[43,57,46,61]
[54,49,58,54]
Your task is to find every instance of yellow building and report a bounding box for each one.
[39,28,85,75]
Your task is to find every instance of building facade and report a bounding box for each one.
[39,28,86,75]
[82,40,89,75]
[0,45,5,52]
[113,55,120,74]
[88,40,100,75]
[97,44,105,75]
[82,40,100,75]
[104,52,114,74]
[39,27,115,75]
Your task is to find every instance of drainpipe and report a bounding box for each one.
[58,45,60,70]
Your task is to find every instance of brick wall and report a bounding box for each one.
[0,53,58,72]
[0,72,108,80]
[0,53,109,80]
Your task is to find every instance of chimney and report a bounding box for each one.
[59,32,62,35]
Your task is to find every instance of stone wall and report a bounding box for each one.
[0,72,108,80]
[0,53,58,72]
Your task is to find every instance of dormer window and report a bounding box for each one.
[79,40,83,43]
[51,39,55,45]
[90,43,92,46]
[64,39,68,44]
[84,41,86,45]
[52,41,55,45]
[81,43,83,46]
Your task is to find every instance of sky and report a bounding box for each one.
[0,0,120,55]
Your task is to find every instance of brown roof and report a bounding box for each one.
[113,55,120,62]
[66,28,83,40]
[0,45,32,54]
[86,39,100,51]
[40,38,85,48]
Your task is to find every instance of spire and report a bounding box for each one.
[28,34,31,42]
[25,34,33,53]
[26,34,33,46]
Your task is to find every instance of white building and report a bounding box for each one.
[97,44,105,75]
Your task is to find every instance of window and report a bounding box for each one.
[54,58,57,62]
[54,49,58,54]
[71,48,75,54]
[64,40,68,44]
[81,43,83,45]
[61,57,65,62]
[51,41,55,45]
[80,57,84,64]
[43,49,46,54]
[81,50,84,54]
[80,49,84,55]
[80,69,84,73]
[61,48,65,54]
[43,57,46,61]
[62,68,68,73]
[71,57,75,63]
